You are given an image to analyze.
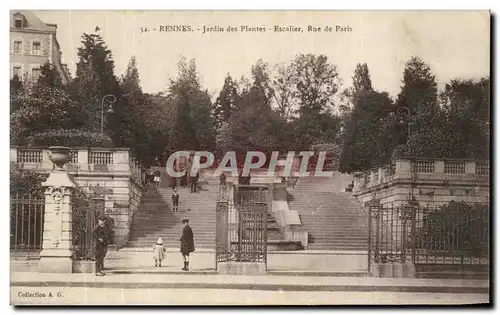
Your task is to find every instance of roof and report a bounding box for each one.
[11,10,54,32]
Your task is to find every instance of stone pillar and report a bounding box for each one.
[435,160,445,174]
[465,161,476,174]
[38,157,75,273]
[395,159,411,180]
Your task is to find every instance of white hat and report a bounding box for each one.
[156,238,164,245]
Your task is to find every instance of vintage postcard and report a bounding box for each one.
[9,10,490,305]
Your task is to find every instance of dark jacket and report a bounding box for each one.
[180,225,195,254]
[92,224,108,248]
[172,193,179,203]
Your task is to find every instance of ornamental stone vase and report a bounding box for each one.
[48,146,71,171]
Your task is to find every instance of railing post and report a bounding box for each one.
[368,206,373,273]
[411,206,417,264]
[375,206,380,263]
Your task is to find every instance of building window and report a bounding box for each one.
[13,41,22,54]
[31,68,41,80]
[14,18,23,28]
[32,42,41,55]
[13,67,21,78]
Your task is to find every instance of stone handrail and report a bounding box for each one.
[10,146,145,186]
[353,158,490,193]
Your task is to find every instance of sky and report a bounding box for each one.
[34,10,490,99]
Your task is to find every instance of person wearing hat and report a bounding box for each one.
[172,189,179,212]
[153,237,166,267]
[179,218,195,271]
[92,215,109,276]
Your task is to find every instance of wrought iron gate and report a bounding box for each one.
[216,185,268,267]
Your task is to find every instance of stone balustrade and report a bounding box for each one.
[11,146,144,184]
[353,158,489,193]
[352,158,490,207]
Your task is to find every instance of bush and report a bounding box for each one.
[10,164,48,198]
[415,201,489,258]
[26,129,113,147]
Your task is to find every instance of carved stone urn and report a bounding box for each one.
[48,146,71,171]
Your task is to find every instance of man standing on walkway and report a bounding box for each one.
[172,188,179,212]
[179,218,195,271]
[92,215,109,276]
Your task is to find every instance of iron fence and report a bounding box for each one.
[368,202,489,268]
[216,185,268,266]
[72,198,104,261]
[10,190,44,258]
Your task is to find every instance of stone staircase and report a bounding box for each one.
[288,173,368,250]
[126,181,218,249]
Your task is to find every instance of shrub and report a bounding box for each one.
[26,129,113,147]
[415,201,489,258]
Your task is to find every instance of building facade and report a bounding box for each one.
[10,11,70,84]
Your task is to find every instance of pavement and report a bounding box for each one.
[10,250,490,305]
[10,272,490,305]
[10,272,489,293]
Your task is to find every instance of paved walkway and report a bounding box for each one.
[106,250,368,272]
[11,272,489,294]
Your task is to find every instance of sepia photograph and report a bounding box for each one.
[8,9,491,305]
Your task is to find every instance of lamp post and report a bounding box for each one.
[397,107,411,140]
[101,94,116,134]
[100,89,140,134]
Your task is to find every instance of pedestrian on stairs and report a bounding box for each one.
[153,169,161,188]
[190,171,199,193]
[179,218,195,271]
[92,215,109,276]
[172,189,179,212]
[153,237,166,267]
[220,172,226,189]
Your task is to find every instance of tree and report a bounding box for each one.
[271,62,297,121]
[10,84,81,145]
[218,61,286,161]
[10,75,24,112]
[213,74,239,128]
[396,56,438,141]
[352,63,372,93]
[167,58,216,153]
[396,77,490,159]
[339,63,394,173]
[291,54,339,116]
[71,33,121,134]
[37,61,63,88]
[272,54,342,150]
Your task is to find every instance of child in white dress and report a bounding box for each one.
[153,238,166,267]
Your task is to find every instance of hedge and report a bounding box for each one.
[26,129,113,147]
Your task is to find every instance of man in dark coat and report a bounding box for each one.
[172,189,179,212]
[190,171,199,193]
[179,218,195,271]
[219,172,227,189]
[92,215,109,276]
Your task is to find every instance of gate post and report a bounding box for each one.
[38,147,75,273]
